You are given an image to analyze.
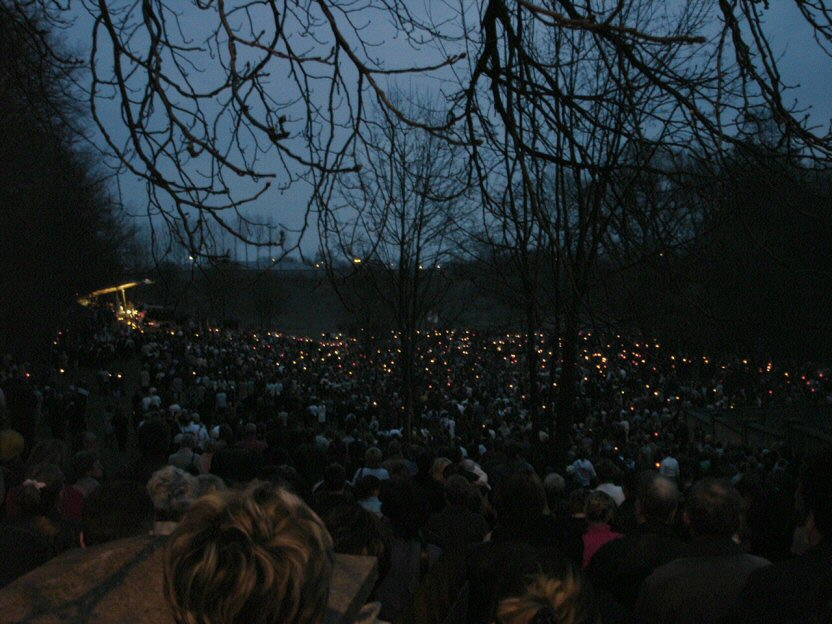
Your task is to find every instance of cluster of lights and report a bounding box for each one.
[56,322,828,412]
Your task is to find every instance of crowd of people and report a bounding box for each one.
[0,320,831,623]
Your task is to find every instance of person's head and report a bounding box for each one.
[81,431,98,452]
[365,447,383,469]
[179,433,196,450]
[195,474,227,498]
[81,481,155,547]
[414,449,433,476]
[244,422,258,437]
[431,457,453,482]
[217,424,235,445]
[798,451,832,542]
[380,478,427,538]
[71,450,103,482]
[353,475,381,501]
[386,440,403,458]
[544,473,566,497]
[210,447,263,486]
[584,491,616,525]
[321,503,391,582]
[544,473,567,515]
[18,463,64,516]
[204,439,222,455]
[568,489,589,518]
[621,469,639,499]
[636,472,680,525]
[164,483,333,624]
[496,567,600,624]
[0,429,25,463]
[147,465,198,521]
[685,478,742,538]
[323,463,347,492]
[26,438,69,470]
[496,471,547,524]
[137,419,171,458]
[595,459,621,485]
[445,474,476,508]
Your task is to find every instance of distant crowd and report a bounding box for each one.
[0,321,830,623]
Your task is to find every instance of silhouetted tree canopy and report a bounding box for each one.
[0,4,133,358]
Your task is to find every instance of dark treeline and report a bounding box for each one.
[601,149,832,360]
[0,4,135,360]
[140,143,832,364]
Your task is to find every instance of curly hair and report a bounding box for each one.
[164,482,334,624]
[496,569,600,624]
[321,503,391,582]
[147,465,198,521]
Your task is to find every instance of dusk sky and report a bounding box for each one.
[66,1,832,259]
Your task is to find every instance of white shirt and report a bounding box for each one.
[572,458,596,487]
[215,391,228,409]
[184,422,209,449]
[352,467,389,483]
[169,448,204,474]
[659,456,680,479]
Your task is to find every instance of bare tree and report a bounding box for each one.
[321,102,469,437]
[16,0,826,257]
[456,1,755,462]
[465,172,552,432]
[76,0,465,260]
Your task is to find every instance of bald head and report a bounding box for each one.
[637,473,680,525]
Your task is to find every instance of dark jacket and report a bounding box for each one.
[0,514,80,588]
[0,523,52,588]
[634,536,769,624]
[725,540,832,623]
[587,521,685,612]
[465,514,582,624]
[465,540,567,624]
[423,505,490,551]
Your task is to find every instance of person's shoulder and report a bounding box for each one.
[747,543,830,586]
[731,552,771,572]
[728,549,830,623]
[424,510,444,528]
[740,558,783,594]
[643,554,688,585]
[587,532,627,568]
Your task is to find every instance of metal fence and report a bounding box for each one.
[689,405,832,453]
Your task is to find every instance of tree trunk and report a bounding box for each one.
[525,302,542,435]
[399,328,416,443]
[553,305,579,469]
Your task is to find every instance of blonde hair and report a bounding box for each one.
[496,570,599,624]
[584,490,615,524]
[164,482,333,624]
[431,457,452,481]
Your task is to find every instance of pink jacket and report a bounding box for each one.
[582,523,623,568]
